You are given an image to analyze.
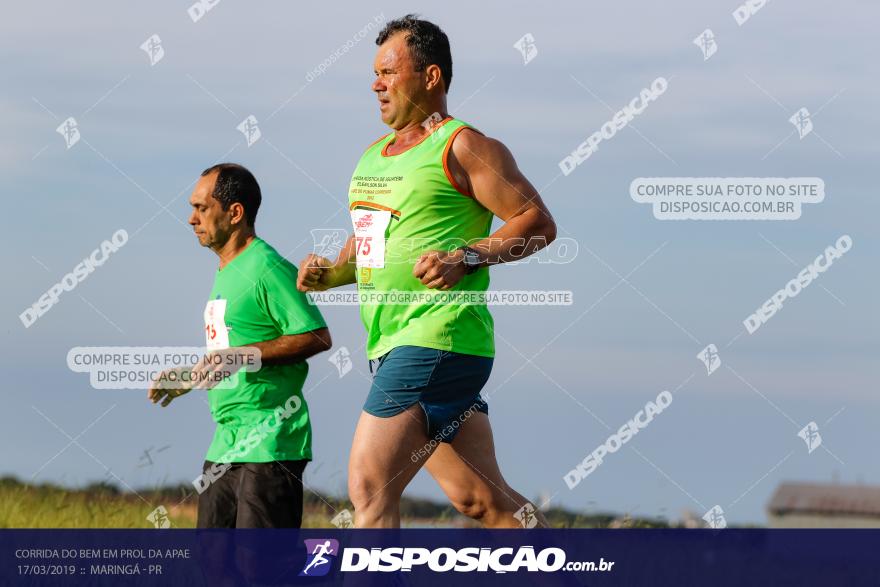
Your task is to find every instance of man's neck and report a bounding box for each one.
[393,109,449,146]
[215,231,256,270]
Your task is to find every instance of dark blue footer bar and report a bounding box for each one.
[3,529,879,586]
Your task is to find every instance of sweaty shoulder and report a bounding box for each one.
[451,129,512,166]
[447,128,516,195]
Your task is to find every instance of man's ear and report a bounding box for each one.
[229,202,246,225]
[425,64,444,92]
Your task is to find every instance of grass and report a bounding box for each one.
[0,478,194,529]
[0,476,671,529]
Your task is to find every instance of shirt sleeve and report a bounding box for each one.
[257,260,327,336]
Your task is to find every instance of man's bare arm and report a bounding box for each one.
[413,130,557,289]
[450,129,557,265]
[248,327,332,365]
[187,327,332,389]
[297,236,357,292]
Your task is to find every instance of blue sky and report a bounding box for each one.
[1,1,877,525]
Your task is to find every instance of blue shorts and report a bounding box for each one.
[364,346,493,443]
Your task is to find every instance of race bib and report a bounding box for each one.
[350,209,391,269]
[204,299,230,351]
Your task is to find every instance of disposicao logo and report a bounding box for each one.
[300,539,339,577]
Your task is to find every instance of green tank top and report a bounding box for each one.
[348,117,495,359]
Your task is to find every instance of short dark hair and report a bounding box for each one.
[201,163,261,226]
[376,14,452,93]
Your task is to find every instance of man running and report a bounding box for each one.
[149,163,331,528]
[297,15,556,528]
[302,540,335,575]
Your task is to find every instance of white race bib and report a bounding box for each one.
[350,209,392,269]
[204,299,230,350]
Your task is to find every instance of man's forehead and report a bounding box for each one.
[375,34,410,66]
[191,173,216,203]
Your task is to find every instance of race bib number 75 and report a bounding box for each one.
[350,209,391,269]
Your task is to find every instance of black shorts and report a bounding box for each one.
[196,460,307,528]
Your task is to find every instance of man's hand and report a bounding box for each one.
[189,347,259,390]
[297,254,336,292]
[413,249,467,290]
[148,368,193,407]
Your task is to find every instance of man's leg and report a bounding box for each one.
[196,460,240,528]
[347,404,435,528]
[424,412,549,528]
[195,462,247,585]
[235,460,307,528]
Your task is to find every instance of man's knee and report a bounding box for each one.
[347,472,372,509]
[348,471,397,512]
[449,489,497,521]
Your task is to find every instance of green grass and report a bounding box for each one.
[0,476,671,528]
[0,478,186,528]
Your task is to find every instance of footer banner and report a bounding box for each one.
[3,529,879,585]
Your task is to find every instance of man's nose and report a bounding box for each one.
[188,212,198,226]
[371,77,385,93]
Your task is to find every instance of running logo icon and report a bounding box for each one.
[311,228,347,258]
[798,421,822,453]
[56,117,80,149]
[237,115,261,147]
[330,509,354,528]
[693,29,717,61]
[146,505,171,529]
[140,34,165,66]
[703,505,727,529]
[789,108,813,139]
[697,344,721,375]
[422,111,445,142]
[299,539,339,577]
[328,347,352,378]
[514,502,539,528]
[513,33,538,65]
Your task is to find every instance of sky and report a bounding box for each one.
[1,0,878,526]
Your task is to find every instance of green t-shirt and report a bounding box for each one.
[202,238,326,463]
